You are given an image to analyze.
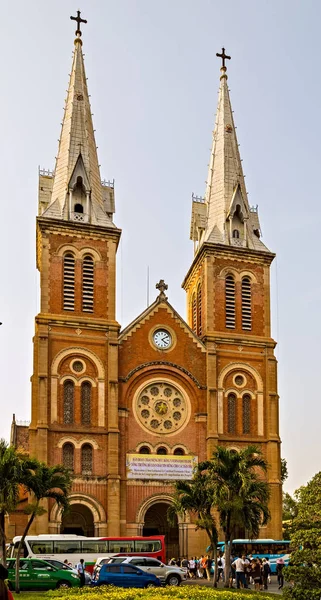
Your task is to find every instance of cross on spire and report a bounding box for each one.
[156,279,168,301]
[216,47,231,68]
[70,10,87,37]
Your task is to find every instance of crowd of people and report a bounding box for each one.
[169,553,285,590]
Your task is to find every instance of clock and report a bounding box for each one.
[153,329,172,349]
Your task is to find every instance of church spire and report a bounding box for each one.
[41,13,115,228]
[190,49,269,253]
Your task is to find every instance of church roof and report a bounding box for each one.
[190,52,271,254]
[119,282,206,353]
[41,32,115,228]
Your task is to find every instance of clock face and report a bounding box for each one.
[153,329,172,349]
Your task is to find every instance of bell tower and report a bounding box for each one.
[29,14,121,535]
[182,50,282,537]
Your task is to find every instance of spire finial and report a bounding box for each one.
[156,279,168,301]
[216,47,231,69]
[70,10,87,38]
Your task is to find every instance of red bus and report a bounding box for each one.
[10,534,166,572]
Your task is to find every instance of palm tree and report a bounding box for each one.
[15,462,72,593]
[200,445,270,587]
[167,469,219,585]
[0,440,33,567]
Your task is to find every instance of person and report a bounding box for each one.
[262,558,271,590]
[205,554,212,581]
[176,558,181,567]
[189,557,196,579]
[232,554,247,589]
[169,557,176,566]
[77,558,86,587]
[251,558,262,592]
[0,564,14,600]
[229,555,235,588]
[181,556,189,574]
[201,555,207,579]
[217,553,225,582]
[276,557,285,589]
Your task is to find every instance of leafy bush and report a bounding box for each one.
[44,585,274,600]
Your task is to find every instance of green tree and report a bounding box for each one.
[0,440,34,567]
[283,472,321,600]
[281,458,289,484]
[168,469,219,585]
[201,445,270,587]
[15,462,71,593]
[282,491,298,539]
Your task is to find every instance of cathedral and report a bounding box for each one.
[10,19,282,558]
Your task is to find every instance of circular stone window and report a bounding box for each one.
[233,373,247,387]
[71,360,85,374]
[134,381,190,435]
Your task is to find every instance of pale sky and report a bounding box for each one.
[0,0,319,495]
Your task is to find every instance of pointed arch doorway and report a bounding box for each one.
[143,502,179,561]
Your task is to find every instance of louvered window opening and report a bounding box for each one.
[225,275,236,329]
[228,393,236,434]
[242,277,252,330]
[62,443,74,471]
[243,394,251,434]
[81,382,91,426]
[63,253,75,311]
[63,380,74,424]
[192,293,197,333]
[197,284,202,337]
[82,255,94,312]
[81,444,93,475]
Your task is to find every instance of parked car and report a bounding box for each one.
[6,558,80,590]
[44,559,92,585]
[91,562,161,588]
[97,556,186,586]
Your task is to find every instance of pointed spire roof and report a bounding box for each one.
[190,51,270,253]
[42,27,115,228]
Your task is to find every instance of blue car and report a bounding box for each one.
[91,563,161,588]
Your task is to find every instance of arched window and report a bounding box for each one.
[225,275,236,329]
[139,446,151,455]
[173,447,185,456]
[63,253,75,311]
[243,394,251,434]
[81,444,93,475]
[241,276,252,330]
[62,443,74,471]
[63,380,74,424]
[228,393,236,434]
[232,229,240,239]
[197,283,202,337]
[82,255,94,313]
[74,203,84,213]
[156,447,167,455]
[81,382,91,426]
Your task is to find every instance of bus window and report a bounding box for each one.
[109,540,135,553]
[81,541,108,553]
[53,541,81,554]
[29,541,53,555]
[135,540,161,552]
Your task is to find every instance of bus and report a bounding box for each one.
[216,539,291,574]
[9,535,166,573]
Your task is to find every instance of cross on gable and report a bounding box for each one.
[216,47,231,68]
[156,279,168,301]
[70,10,87,37]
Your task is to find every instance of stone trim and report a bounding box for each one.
[120,361,206,390]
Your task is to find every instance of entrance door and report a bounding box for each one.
[61,503,94,536]
[143,502,179,561]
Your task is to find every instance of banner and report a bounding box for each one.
[126,453,197,480]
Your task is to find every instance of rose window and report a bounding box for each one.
[135,382,189,434]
